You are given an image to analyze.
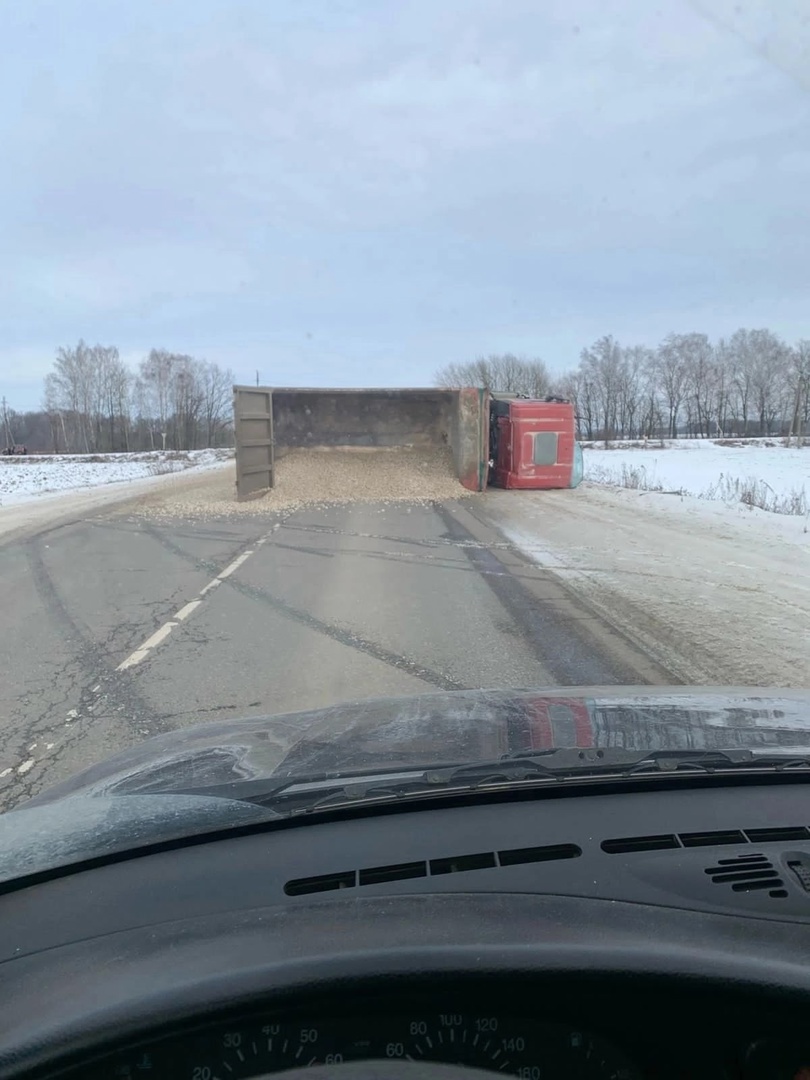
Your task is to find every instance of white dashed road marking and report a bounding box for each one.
[217,551,253,579]
[174,599,202,622]
[0,532,273,783]
[115,536,269,672]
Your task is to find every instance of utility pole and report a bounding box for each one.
[59,411,70,453]
[1,396,13,448]
[256,370,260,387]
[787,381,802,446]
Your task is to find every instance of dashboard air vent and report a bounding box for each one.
[680,829,747,847]
[746,827,810,843]
[284,842,581,897]
[430,852,496,876]
[703,853,787,899]
[602,825,810,855]
[498,843,580,866]
[601,834,679,854]
[285,871,356,897]
[359,862,427,887]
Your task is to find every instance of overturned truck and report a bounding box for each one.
[232,386,582,501]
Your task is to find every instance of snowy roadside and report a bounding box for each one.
[0,451,235,544]
[486,482,810,689]
[0,449,234,507]
[582,438,809,515]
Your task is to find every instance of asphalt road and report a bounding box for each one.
[0,479,676,811]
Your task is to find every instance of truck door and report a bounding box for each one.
[497,416,512,476]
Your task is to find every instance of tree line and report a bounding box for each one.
[436,330,810,441]
[436,354,552,399]
[2,343,235,453]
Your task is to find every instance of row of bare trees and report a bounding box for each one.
[437,331,810,440]
[13,342,238,453]
[561,330,810,440]
[435,354,551,398]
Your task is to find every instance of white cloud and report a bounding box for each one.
[2,0,810,410]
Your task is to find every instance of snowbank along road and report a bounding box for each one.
[0,444,807,811]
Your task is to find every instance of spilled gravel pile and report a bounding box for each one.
[132,447,470,521]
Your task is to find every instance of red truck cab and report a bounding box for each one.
[488,395,582,489]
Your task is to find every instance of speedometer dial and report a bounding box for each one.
[386,1013,639,1079]
[211,1013,638,1080]
[82,1009,642,1080]
[216,1020,376,1075]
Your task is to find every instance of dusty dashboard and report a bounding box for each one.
[7,784,810,1080]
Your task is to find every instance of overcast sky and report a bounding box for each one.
[1,0,809,410]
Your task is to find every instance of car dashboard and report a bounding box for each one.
[43,981,810,1080]
[3,779,810,1080]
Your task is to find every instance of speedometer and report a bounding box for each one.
[88,1010,642,1080]
[389,1013,639,1078]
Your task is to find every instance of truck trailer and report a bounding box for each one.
[232,385,583,499]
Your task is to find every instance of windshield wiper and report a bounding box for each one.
[499,746,810,773]
[160,747,810,815]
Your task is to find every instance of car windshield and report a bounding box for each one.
[1,1,809,863]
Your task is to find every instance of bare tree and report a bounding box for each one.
[655,334,690,438]
[711,338,734,436]
[137,349,174,446]
[200,360,235,446]
[42,341,98,451]
[548,327,808,443]
[747,329,789,435]
[676,333,716,437]
[726,328,761,436]
[552,369,588,437]
[579,335,623,442]
[786,340,810,444]
[105,350,132,451]
[637,350,664,438]
[171,356,204,449]
[43,344,234,452]
[617,346,653,439]
[435,354,550,396]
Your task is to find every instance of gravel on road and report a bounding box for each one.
[133,447,471,522]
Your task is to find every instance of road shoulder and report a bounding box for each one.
[481,484,810,688]
[0,464,234,546]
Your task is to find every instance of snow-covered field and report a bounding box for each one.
[583,438,809,515]
[0,449,234,507]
